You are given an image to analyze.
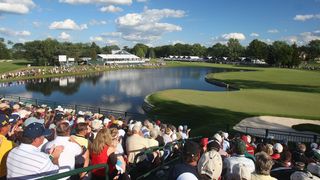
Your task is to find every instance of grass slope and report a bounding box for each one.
[148,62,320,137]
[0,60,30,73]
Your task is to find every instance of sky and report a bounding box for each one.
[0,0,320,48]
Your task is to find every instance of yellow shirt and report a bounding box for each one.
[71,135,89,149]
[0,134,14,177]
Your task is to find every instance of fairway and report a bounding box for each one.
[148,62,320,136]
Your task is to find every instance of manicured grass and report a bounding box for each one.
[148,62,320,137]
[0,60,31,73]
[292,124,320,134]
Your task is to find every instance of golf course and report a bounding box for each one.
[148,62,320,136]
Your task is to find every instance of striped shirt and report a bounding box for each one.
[6,143,59,180]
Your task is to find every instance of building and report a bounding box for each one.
[97,50,145,64]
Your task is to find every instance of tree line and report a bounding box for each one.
[0,37,319,67]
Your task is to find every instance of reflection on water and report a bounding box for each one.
[0,67,228,113]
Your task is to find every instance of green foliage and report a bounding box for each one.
[0,38,11,59]
[101,45,120,54]
[307,40,320,60]
[227,38,245,61]
[246,39,268,60]
[135,47,145,58]
[147,48,156,58]
[207,43,229,58]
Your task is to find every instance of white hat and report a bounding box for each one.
[307,163,320,177]
[311,143,318,149]
[273,143,283,153]
[55,106,64,112]
[78,111,84,116]
[103,118,111,124]
[77,117,85,123]
[176,172,198,180]
[223,132,229,140]
[91,119,103,131]
[213,133,222,143]
[178,125,183,130]
[290,171,314,180]
[41,104,47,108]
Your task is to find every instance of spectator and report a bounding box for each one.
[44,122,83,180]
[198,140,222,180]
[251,152,277,180]
[90,128,127,180]
[6,122,63,179]
[71,122,90,149]
[271,143,283,160]
[126,124,149,164]
[168,141,201,180]
[223,139,255,179]
[292,143,309,166]
[0,114,15,180]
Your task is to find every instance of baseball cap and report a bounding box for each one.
[23,122,51,138]
[0,114,9,127]
[24,117,44,127]
[235,139,247,155]
[273,143,283,153]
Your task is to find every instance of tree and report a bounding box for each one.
[291,43,302,67]
[0,38,10,59]
[101,45,120,54]
[135,47,145,58]
[306,40,320,60]
[270,41,293,67]
[12,43,26,59]
[147,48,156,59]
[227,38,244,61]
[246,39,268,60]
[191,43,206,57]
[208,43,229,58]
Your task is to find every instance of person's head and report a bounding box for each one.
[109,128,119,147]
[266,144,274,156]
[22,122,51,147]
[0,114,11,135]
[207,140,220,152]
[132,124,141,134]
[150,129,158,139]
[75,122,88,135]
[255,152,274,175]
[280,151,292,164]
[56,122,71,136]
[91,128,112,154]
[273,143,283,154]
[256,143,267,154]
[183,141,201,165]
[297,143,306,153]
[234,139,247,155]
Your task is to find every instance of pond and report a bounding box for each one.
[0,67,229,114]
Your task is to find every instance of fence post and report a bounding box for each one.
[125,112,127,118]
[314,135,318,143]
[98,107,101,114]
[35,99,38,106]
[18,96,21,102]
[75,105,78,113]
[265,129,269,138]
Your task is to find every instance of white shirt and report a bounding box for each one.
[7,143,59,179]
[44,136,82,180]
[224,154,255,180]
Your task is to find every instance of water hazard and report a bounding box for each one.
[0,67,229,113]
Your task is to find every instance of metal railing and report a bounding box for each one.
[235,125,320,143]
[38,163,109,180]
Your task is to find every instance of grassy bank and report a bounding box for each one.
[148,62,320,137]
[0,60,31,73]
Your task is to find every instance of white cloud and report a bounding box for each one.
[115,8,185,43]
[211,32,246,44]
[0,0,35,14]
[0,27,31,37]
[268,29,279,33]
[58,32,71,41]
[100,5,122,13]
[89,19,107,26]
[293,14,320,21]
[101,32,122,37]
[283,31,320,45]
[32,21,41,28]
[250,33,259,37]
[106,39,118,45]
[171,40,185,45]
[49,19,88,30]
[89,36,104,42]
[59,0,132,5]
[136,0,147,2]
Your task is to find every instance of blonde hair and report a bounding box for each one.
[91,128,112,154]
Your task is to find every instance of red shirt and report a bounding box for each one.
[91,145,115,177]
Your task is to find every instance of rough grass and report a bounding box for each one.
[148,62,320,137]
[0,60,31,73]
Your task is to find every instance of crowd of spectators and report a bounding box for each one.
[0,62,166,81]
[0,97,320,180]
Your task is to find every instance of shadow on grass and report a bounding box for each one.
[147,99,252,137]
[12,61,31,66]
[222,79,320,93]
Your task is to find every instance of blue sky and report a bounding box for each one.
[0,0,319,47]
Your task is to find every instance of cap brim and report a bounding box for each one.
[43,129,52,137]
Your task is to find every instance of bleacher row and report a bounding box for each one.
[0,96,320,180]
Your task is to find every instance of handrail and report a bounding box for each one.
[37,163,109,180]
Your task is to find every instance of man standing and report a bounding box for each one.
[0,114,14,180]
[6,122,63,179]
